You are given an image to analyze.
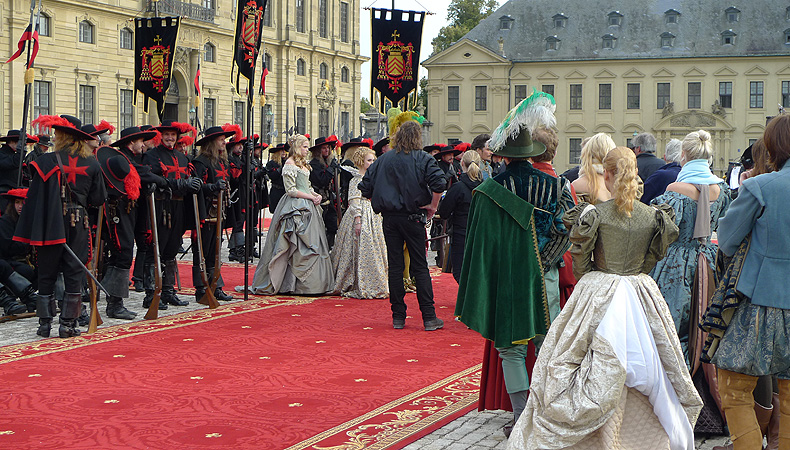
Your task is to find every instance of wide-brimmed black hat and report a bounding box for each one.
[309,135,338,152]
[373,137,389,155]
[341,137,372,153]
[0,130,22,142]
[269,143,289,153]
[36,135,53,147]
[152,120,183,134]
[111,126,158,148]
[45,115,97,141]
[195,126,236,147]
[97,146,136,196]
[434,146,462,159]
[423,143,448,153]
[80,120,115,138]
[1,188,28,199]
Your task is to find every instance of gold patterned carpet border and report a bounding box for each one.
[285,364,482,450]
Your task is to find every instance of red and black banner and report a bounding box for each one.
[6,23,40,67]
[371,8,424,113]
[232,0,267,96]
[134,17,181,120]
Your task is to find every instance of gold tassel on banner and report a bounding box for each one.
[260,94,266,107]
[24,68,35,85]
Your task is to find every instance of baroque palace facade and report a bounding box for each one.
[0,0,367,143]
[422,0,790,174]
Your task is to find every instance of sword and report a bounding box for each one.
[61,243,110,297]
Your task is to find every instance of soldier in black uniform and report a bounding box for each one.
[308,136,341,247]
[224,127,248,262]
[434,145,463,189]
[141,121,202,308]
[130,125,161,292]
[190,126,235,302]
[14,115,107,338]
[250,139,269,255]
[99,126,169,319]
[0,189,41,315]
[266,143,288,214]
[0,130,25,210]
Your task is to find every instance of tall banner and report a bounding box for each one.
[134,17,181,120]
[232,0,267,96]
[371,8,425,113]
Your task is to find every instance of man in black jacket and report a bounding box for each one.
[359,121,446,331]
[309,136,340,247]
[631,132,664,182]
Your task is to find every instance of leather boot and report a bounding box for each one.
[718,368,762,450]
[59,292,83,338]
[5,272,40,313]
[778,379,790,450]
[142,290,168,310]
[207,267,232,301]
[0,284,26,316]
[35,294,56,337]
[106,296,137,320]
[228,246,239,262]
[77,303,89,327]
[194,287,206,303]
[765,393,780,450]
[162,260,187,306]
[215,288,233,301]
[713,399,775,450]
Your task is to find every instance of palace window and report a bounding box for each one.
[688,82,701,109]
[340,2,349,42]
[475,86,487,111]
[719,82,733,108]
[79,20,94,43]
[263,0,272,26]
[119,89,134,129]
[665,9,680,24]
[39,13,50,37]
[784,28,790,44]
[340,111,350,140]
[542,84,554,97]
[264,53,272,71]
[204,43,215,62]
[514,85,527,104]
[660,32,675,48]
[599,83,611,110]
[657,83,671,109]
[721,30,737,45]
[750,81,764,108]
[319,63,328,80]
[234,101,245,127]
[608,11,623,27]
[319,0,328,38]
[120,28,133,50]
[79,85,95,125]
[204,98,216,128]
[34,81,51,119]
[553,14,567,29]
[319,109,330,137]
[725,7,740,23]
[203,0,214,9]
[261,104,272,139]
[602,34,616,49]
[545,36,560,51]
[341,66,349,83]
[569,84,582,110]
[499,15,514,30]
[296,107,306,135]
[297,58,306,76]
[569,138,582,164]
[627,83,640,109]
[782,81,790,108]
[448,86,459,111]
[296,0,305,33]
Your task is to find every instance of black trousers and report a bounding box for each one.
[192,222,219,288]
[106,202,136,271]
[322,205,338,247]
[450,233,466,283]
[38,210,89,295]
[145,199,185,265]
[381,214,436,322]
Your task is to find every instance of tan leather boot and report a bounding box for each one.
[718,368,762,450]
[778,379,789,450]
[713,400,772,450]
[765,393,780,450]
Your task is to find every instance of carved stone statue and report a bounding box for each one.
[711,100,726,118]
[661,101,675,118]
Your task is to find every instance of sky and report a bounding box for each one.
[358,0,453,101]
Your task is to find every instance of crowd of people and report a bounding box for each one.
[1,89,789,449]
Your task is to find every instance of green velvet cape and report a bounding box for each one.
[454,178,550,348]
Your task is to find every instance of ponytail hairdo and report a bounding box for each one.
[682,129,714,163]
[603,146,639,217]
[580,132,616,197]
[461,150,483,181]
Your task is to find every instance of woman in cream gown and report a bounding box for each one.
[331,147,388,298]
[508,148,702,450]
[248,134,333,295]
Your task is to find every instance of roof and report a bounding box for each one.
[460,0,790,62]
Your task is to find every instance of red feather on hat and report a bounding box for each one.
[175,122,197,137]
[150,130,162,146]
[305,133,311,139]
[95,120,115,135]
[178,135,194,147]
[124,164,140,201]
[253,133,260,140]
[26,134,39,143]
[260,142,269,148]
[455,142,471,152]
[222,123,243,142]
[362,138,374,147]
[31,115,74,132]
[327,135,340,148]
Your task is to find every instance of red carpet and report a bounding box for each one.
[0,270,483,450]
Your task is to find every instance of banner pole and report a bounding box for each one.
[15,0,41,187]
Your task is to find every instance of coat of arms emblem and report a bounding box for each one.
[139,35,172,93]
[239,0,263,64]
[376,31,415,93]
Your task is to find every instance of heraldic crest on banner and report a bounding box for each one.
[232,0,267,95]
[370,8,425,113]
[134,17,181,119]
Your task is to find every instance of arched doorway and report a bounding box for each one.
[653,110,734,176]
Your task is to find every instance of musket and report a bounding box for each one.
[208,189,223,296]
[193,193,219,308]
[87,205,105,333]
[61,243,109,296]
[144,193,163,320]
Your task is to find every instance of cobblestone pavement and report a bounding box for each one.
[0,238,730,449]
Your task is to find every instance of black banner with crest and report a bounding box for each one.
[232,0,267,96]
[134,17,180,120]
[371,8,425,113]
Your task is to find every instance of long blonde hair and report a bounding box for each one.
[197,137,228,166]
[287,134,310,170]
[53,130,93,158]
[603,147,639,217]
[461,150,483,182]
[580,132,616,198]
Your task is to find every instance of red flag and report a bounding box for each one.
[194,60,201,98]
[6,24,39,67]
[259,62,269,95]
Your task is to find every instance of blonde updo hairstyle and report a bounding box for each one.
[580,132,617,197]
[351,147,376,169]
[460,150,483,182]
[682,129,714,163]
[287,134,311,170]
[603,146,639,217]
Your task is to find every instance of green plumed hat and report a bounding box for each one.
[488,89,556,158]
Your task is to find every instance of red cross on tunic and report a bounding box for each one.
[161,155,189,179]
[215,165,229,181]
[62,155,89,184]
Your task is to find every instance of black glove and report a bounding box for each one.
[155,176,168,188]
[208,179,227,193]
[185,177,203,194]
[329,159,341,171]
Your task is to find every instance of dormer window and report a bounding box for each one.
[499,15,514,30]
[660,32,675,48]
[608,11,623,27]
[553,13,568,29]
[725,7,740,23]
[545,36,561,51]
[721,29,737,45]
[602,34,616,49]
[786,6,790,20]
[784,28,790,44]
[665,9,680,24]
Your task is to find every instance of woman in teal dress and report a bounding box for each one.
[248,134,334,295]
[650,130,731,368]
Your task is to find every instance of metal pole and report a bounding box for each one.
[15,0,41,187]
